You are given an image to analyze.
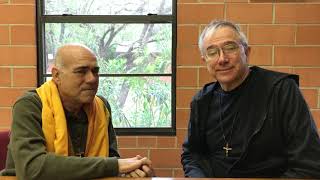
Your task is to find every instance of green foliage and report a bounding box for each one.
[98,76,171,128]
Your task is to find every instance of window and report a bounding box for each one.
[36,0,176,135]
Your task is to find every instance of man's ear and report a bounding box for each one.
[51,66,60,84]
[201,56,206,63]
[245,46,251,57]
[245,46,251,63]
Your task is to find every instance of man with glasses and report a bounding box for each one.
[1,44,153,179]
[181,20,320,178]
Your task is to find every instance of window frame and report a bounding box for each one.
[36,0,177,136]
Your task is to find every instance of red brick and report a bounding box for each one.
[118,148,149,158]
[275,4,320,23]
[137,137,157,148]
[176,108,189,129]
[275,47,320,66]
[0,5,35,24]
[154,168,173,177]
[177,68,198,87]
[226,3,273,23]
[0,68,11,86]
[177,45,202,66]
[0,127,10,131]
[0,26,9,45]
[0,0,9,4]
[157,137,176,148]
[150,149,182,168]
[178,4,224,24]
[239,24,248,37]
[0,88,28,106]
[248,25,295,45]
[176,128,187,148]
[199,67,215,87]
[177,25,199,46]
[0,108,12,127]
[176,88,197,108]
[11,0,35,4]
[0,47,36,66]
[311,110,320,130]
[117,137,137,148]
[11,25,36,45]
[300,89,318,109]
[12,68,37,87]
[174,169,185,177]
[297,25,320,45]
[249,46,272,66]
[293,68,320,87]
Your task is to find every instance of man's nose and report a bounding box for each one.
[85,70,98,83]
[217,49,229,64]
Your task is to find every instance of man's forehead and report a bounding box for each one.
[205,27,239,44]
[59,45,97,66]
[72,63,99,69]
[64,46,95,57]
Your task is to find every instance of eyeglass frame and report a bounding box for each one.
[203,41,245,62]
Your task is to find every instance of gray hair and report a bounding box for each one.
[198,20,248,56]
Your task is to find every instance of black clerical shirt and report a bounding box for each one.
[206,72,253,177]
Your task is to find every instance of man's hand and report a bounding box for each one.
[117,155,152,175]
[124,165,155,177]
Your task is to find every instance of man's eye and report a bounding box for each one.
[223,43,238,51]
[207,48,219,56]
[75,70,87,74]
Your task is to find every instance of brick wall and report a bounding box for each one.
[1,0,320,177]
[0,0,36,130]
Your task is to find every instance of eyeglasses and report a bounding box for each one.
[204,41,241,62]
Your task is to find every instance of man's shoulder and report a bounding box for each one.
[14,90,41,107]
[251,66,299,86]
[193,81,217,101]
[96,95,111,112]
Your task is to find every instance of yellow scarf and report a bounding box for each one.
[36,80,109,157]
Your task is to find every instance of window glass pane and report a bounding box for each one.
[45,77,52,81]
[45,0,172,15]
[45,23,172,74]
[98,76,172,128]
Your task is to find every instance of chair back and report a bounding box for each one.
[0,130,10,170]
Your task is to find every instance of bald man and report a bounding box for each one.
[0,44,153,180]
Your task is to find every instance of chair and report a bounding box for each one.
[0,130,10,170]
